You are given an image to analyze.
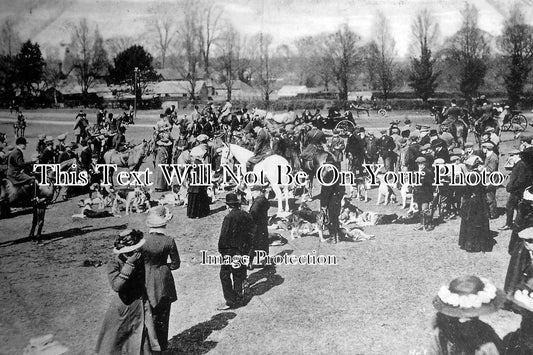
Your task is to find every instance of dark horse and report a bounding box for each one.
[300,147,337,200]
[431,106,469,148]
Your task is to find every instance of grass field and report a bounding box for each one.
[0,108,528,354]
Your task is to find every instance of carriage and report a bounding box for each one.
[349,101,390,118]
[319,108,357,137]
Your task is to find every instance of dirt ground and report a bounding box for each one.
[0,108,527,354]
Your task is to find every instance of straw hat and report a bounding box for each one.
[113,229,145,254]
[509,276,533,313]
[433,275,505,318]
[146,206,172,228]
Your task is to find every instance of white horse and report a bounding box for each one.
[219,143,291,213]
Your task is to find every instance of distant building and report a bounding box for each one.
[213,80,262,101]
[146,80,209,101]
[277,85,308,98]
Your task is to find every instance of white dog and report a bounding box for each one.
[376,173,397,205]
[350,176,371,202]
[112,187,151,215]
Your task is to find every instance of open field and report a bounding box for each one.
[0,108,529,354]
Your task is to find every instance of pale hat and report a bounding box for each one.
[146,206,172,228]
[196,134,209,143]
[518,226,533,239]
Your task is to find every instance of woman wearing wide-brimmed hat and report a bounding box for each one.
[430,275,505,354]
[142,207,180,351]
[503,275,533,354]
[95,229,161,354]
[459,155,493,253]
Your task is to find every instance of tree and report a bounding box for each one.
[198,1,223,78]
[0,18,21,56]
[409,9,440,103]
[105,36,136,59]
[14,40,45,97]
[255,32,275,102]
[444,4,490,100]
[69,19,109,98]
[151,18,176,69]
[110,45,158,106]
[217,23,242,100]
[499,5,533,106]
[368,12,396,101]
[176,0,203,100]
[326,23,360,101]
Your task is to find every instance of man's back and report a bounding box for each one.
[218,209,253,255]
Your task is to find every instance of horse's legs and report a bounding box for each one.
[283,186,290,212]
[35,206,46,238]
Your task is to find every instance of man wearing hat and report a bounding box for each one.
[462,142,475,162]
[345,128,365,174]
[377,129,396,171]
[364,131,379,164]
[441,99,464,127]
[58,142,77,164]
[246,121,271,170]
[248,185,270,268]
[218,193,254,310]
[113,126,127,152]
[7,137,35,186]
[404,135,421,172]
[413,156,435,231]
[388,120,400,136]
[37,134,46,155]
[482,141,499,219]
[504,148,533,234]
[142,207,180,351]
[39,136,56,164]
[521,134,533,151]
[432,138,450,163]
[74,110,89,143]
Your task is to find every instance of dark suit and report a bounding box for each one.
[320,169,345,239]
[484,152,499,218]
[141,231,180,350]
[39,147,55,164]
[7,147,33,185]
[218,208,253,307]
[249,195,270,260]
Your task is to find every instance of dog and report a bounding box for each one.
[281,203,326,241]
[400,182,417,213]
[111,187,151,215]
[350,175,371,202]
[340,197,398,227]
[159,192,184,207]
[376,173,397,205]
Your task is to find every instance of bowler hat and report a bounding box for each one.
[225,193,240,206]
[16,137,27,145]
[433,275,505,318]
[464,142,474,148]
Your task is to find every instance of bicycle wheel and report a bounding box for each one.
[378,109,387,117]
[512,114,527,131]
[335,120,356,136]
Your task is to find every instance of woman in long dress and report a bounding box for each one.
[458,156,493,253]
[153,138,172,192]
[186,157,210,218]
[95,229,160,354]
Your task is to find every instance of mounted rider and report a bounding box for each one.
[441,99,466,127]
[219,99,232,124]
[6,137,34,187]
[246,121,271,170]
[301,125,327,161]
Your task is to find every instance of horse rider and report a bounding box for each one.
[56,133,67,158]
[96,108,105,127]
[284,128,301,170]
[389,120,401,136]
[37,134,46,155]
[58,142,78,164]
[246,121,271,170]
[219,99,232,124]
[441,99,463,126]
[16,110,26,137]
[301,124,327,160]
[7,137,35,188]
[39,136,56,164]
[113,126,127,152]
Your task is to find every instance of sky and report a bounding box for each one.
[1,0,533,58]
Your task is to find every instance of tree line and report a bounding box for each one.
[0,2,533,107]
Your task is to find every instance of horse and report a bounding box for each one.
[349,103,370,118]
[103,140,150,171]
[13,120,26,138]
[219,143,291,213]
[300,148,337,200]
[0,170,57,241]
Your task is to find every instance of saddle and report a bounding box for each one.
[0,178,34,206]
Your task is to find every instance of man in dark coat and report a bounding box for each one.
[58,143,77,164]
[432,139,450,163]
[79,139,93,173]
[39,138,56,164]
[364,132,379,164]
[249,185,270,268]
[345,129,365,175]
[509,185,533,254]
[377,130,396,171]
[113,126,127,152]
[413,157,435,231]
[247,121,271,170]
[143,208,180,351]
[504,226,533,296]
[320,162,345,243]
[502,147,533,232]
[404,137,421,171]
[218,193,253,310]
[7,137,34,186]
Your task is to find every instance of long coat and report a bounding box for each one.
[7,147,33,185]
[413,167,434,204]
[249,195,270,255]
[218,208,253,256]
[95,256,160,354]
[459,177,492,252]
[504,241,533,294]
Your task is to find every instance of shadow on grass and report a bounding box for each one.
[0,224,128,247]
[165,312,237,354]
